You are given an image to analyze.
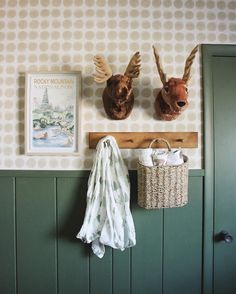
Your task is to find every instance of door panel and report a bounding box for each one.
[213,56,236,293]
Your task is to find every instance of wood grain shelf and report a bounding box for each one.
[89,132,198,149]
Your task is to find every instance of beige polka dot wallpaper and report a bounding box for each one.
[0,0,236,170]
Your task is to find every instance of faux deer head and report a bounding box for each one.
[93,52,141,120]
[153,45,198,121]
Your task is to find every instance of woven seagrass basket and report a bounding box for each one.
[137,138,189,209]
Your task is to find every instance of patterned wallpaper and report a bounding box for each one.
[0,0,236,170]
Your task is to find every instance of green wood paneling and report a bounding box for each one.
[0,177,16,294]
[0,170,204,294]
[16,177,57,294]
[131,206,163,293]
[131,175,163,294]
[213,56,236,294]
[163,177,203,294]
[113,249,131,294]
[90,249,113,294]
[57,177,89,294]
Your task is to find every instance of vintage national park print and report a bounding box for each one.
[25,72,81,155]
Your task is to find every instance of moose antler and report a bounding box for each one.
[182,45,199,83]
[93,55,113,83]
[124,51,141,78]
[152,45,167,84]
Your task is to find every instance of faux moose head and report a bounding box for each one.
[153,45,198,121]
[93,52,141,120]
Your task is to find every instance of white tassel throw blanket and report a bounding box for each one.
[77,136,136,258]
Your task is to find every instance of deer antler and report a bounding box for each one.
[124,51,141,78]
[152,45,167,84]
[182,45,199,83]
[93,55,113,83]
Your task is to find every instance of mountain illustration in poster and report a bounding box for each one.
[31,79,76,151]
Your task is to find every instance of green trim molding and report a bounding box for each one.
[0,169,204,178]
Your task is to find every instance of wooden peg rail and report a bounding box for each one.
[89,132,198,149]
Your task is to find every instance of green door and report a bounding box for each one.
[213,56,236,294]
[203,45,236,294]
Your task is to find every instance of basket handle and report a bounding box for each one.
[149,138,171,151]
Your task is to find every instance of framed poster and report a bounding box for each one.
[25,71,81,155]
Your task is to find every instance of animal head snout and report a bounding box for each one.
[176,101,186,108]
[118,86,130,97]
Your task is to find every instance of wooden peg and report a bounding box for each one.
[89,132,198,149]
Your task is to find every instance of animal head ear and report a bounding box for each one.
[153,45,167,85]
[124,51,141,78]
[93,55,113,83]
[182,45,199,84]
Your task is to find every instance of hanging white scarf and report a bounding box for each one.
[77,136,136,258]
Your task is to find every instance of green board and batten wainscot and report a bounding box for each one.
[0,170,203,294]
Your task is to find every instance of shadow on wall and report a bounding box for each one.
[56,178,91,256]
